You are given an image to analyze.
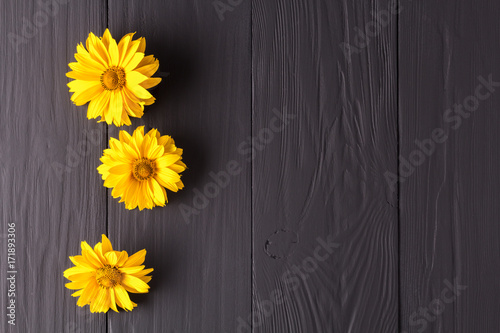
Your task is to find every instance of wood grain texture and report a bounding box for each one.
[4,0,500,332]
[106,0,251,332]
[400,1,500,332]
[0,1,107,332]
[252,0,398,332]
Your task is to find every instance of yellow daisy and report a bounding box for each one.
[63,234,153,313]
[97,126,186,210]
[66,29,162,126]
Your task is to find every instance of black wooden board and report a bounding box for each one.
[1,0,500,332]
[399,1,500,332]
[251,0,398,331]
[106,0,251,332]
[1,1,107,332]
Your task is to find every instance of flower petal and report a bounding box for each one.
[121,274,150,293]
[126,82,153,100]
[140,77,162,89]
[114,284,134,311]
[127,70,148,86]
[77,279,100,307]
[101,234,113,254]
[123,249,146,267]
[119,265,145,275]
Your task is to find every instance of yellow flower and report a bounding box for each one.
[63,235,153,313]
[97,126,186,210]
[66,29,161,126]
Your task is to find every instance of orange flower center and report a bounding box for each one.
[132,158,156,181]
[96,265,122,288]
[100,66,126,90]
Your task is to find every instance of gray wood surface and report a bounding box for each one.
[1,0,500,332]
[106,0,251,332]
[251,0,398,332]
[1,1,107,332]
[399,1,500,332]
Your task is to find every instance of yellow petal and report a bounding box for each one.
[137,37,146,53]
[101,234,113,254]
[133,126,145,143]
[81,241,103,268]
[74,52,105,72]
[146,143,164,160]
[105,251,118,266]
[67,78,97,91]
[109,288,119,312]
[123,249,146,267]
[155,175,178,192]
[66,70,100,81]
[143,96,156,106]
[103,173,125,188]
[101,28,112,48]
[140,77,162,89]
[119,265,145,275]
[155,154,180,169]
[123,178,140,210]
[120,39,141,68]
[117,33,134,65]
[121,274,150,293]
[126,83,153,100]
[112,174,133,198]
[131,267,154,278]
[69,255,95,269]
[87,32,110,68]
[109,163,133,175]
[169,161,187,173]
[77,279,100,306]
[90,287,110,313]
[127,70,148,85]
[135,61,159,78]
[66,272,95,282]
[71,289,84,297]
[94,242,106,263]
[87,90,110,119]
[109,90,124,126]
[108,35,120,66]
[115,251,129,266]
[122,88,145,117]
[119,130,133,144]
[65,279,90,290]
[63,265,94,278]
[124,52,145,72]
[71,84,104,106]
[150,178,165,206]
[114,284,134,311]
[140,276,152,284]
[137,182,149,210]
[137,54,156,68]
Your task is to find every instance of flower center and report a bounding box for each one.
[100,66,126,90]
[132,158,156,181]
[96,265,122,288]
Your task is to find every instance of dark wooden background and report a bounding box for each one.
[1,0,499,332]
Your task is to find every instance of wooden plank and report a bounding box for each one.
[0,1,107,332]
[400,1,500,332]
[106,0,252,332]
[252,0,399,331]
